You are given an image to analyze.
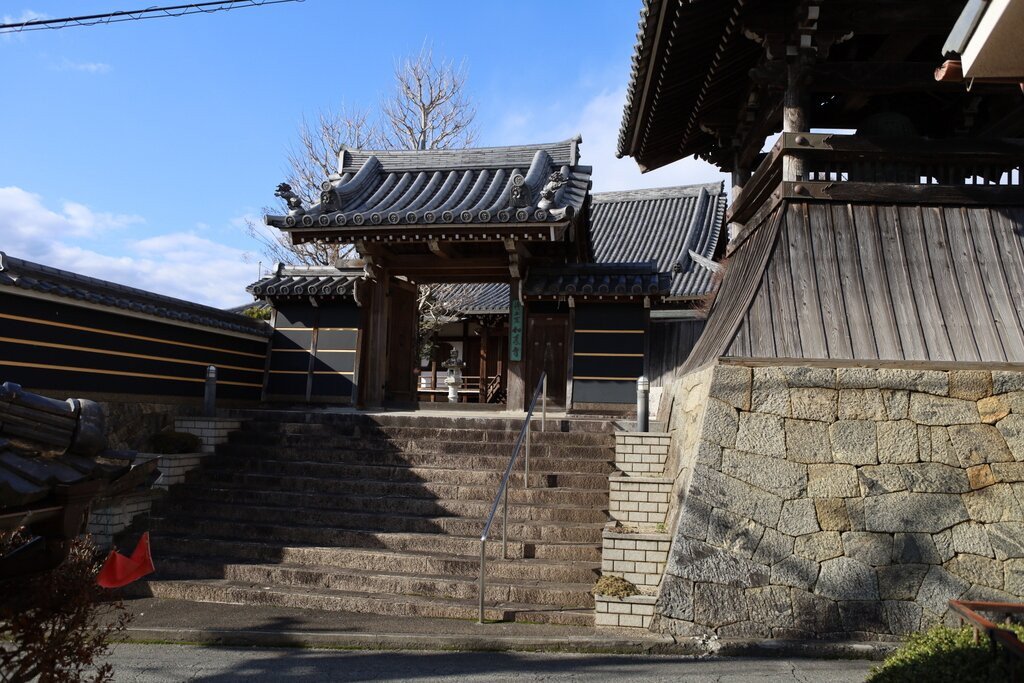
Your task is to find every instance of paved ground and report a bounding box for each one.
[104,644,874,682]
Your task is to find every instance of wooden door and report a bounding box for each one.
[527,314,568,406]
[386,286,417,401]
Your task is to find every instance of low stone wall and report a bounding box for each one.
[655,363,1024,640]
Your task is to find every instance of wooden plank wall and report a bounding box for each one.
[0,293,267,401]
[648,319,706,388]
[727,203,1024,363]
[571,303,647,404]
[266,302,359,403]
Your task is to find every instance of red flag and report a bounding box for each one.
[97,532,155,588]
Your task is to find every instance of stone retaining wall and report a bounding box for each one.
[655,363,1024,640]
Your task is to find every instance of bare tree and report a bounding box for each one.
[380,45,477,151]
[249,45,477,268]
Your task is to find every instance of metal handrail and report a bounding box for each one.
[478,371,547,623]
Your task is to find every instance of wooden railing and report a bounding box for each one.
[949,599,1024,679]
[415,369,502,403]
[728,133,1024,228]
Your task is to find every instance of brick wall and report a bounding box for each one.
[608,476,672,526]
[174,417,241,453]
[602,528,672,588]
[595,594,657,628]
[614,432,671,475]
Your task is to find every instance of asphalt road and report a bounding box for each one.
[104,644,873,682]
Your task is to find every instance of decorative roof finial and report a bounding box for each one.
[275,183,305,216]
[537,171,567,210]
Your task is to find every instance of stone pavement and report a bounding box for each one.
[116,597,894,660]
[104,643,875,682]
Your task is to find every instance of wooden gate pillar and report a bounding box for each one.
[360,274,390,407]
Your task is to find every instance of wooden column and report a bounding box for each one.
[506,279,525,411]
[479,324,489,403]
[783,62,808,182]
[362,274,390,407]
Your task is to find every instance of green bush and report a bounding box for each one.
[241,305,271,320]
[593,575,639,599]
[148,430,201,454]
[868,624,1024,682]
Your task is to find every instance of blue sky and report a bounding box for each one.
[0,1,725,308]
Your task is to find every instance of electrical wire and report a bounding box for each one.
[0,0,304,34]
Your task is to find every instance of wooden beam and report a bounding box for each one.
[751,61,966,94]
[427,239,458,258]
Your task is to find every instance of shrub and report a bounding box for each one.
[0,532,131,682]
[867,624,1024,682]
[593,575,639,599]
[241,305,271,320]
[148,430,201,454]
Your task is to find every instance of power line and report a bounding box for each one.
[0,0,304,34]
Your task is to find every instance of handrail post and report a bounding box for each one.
[524,417,530,488]
[541,374,547,432]
[478,539,486,624]
[502,484,508,559]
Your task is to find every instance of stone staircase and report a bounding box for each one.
[137,412,613,625]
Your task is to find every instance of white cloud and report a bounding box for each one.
[2,9,46,25]
[0,10,46,40]
[497,85,730,194]
[56,59,111,74]
[0,187,257,308]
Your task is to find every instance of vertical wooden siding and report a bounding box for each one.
[726,203,1024,363]
[571,304,647,404]
[266,302,359,403]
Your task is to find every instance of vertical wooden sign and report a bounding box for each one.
[509,298,523,362]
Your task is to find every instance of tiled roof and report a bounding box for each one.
[524,264,670,299]
[0,382,137,509]
[248,264,362,300]
[265,138,592,233]
[0,252,270,337]
[616,0,754,171]
[432,282,509,315]
[588,183,726,299]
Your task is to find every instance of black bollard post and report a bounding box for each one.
[203,366,217,417]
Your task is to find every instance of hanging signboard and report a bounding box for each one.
[509,298,523,362]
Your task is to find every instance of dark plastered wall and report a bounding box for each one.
[572,303,647,404]
[266,301,359,403]
[0,293,267,402]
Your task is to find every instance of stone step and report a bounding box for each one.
[152,536,600,583]
[152,504,605,543]
[150,521,601,562]
[154,557,595,608]
[135,578,594,625]
[245,422,614,446]
[227,411,613,434]
[223,434,613,460]
[189,462,608,491]
[189,473,609,506]
[212,447,614,474]
[165,487,609,524]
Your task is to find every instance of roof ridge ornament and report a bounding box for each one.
[274,183,305,216]
[537,171,567,210]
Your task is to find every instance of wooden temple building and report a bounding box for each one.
[616,0,1024,371]
[252,141,726,410]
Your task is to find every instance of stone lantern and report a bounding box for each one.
[443,349,465,403]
